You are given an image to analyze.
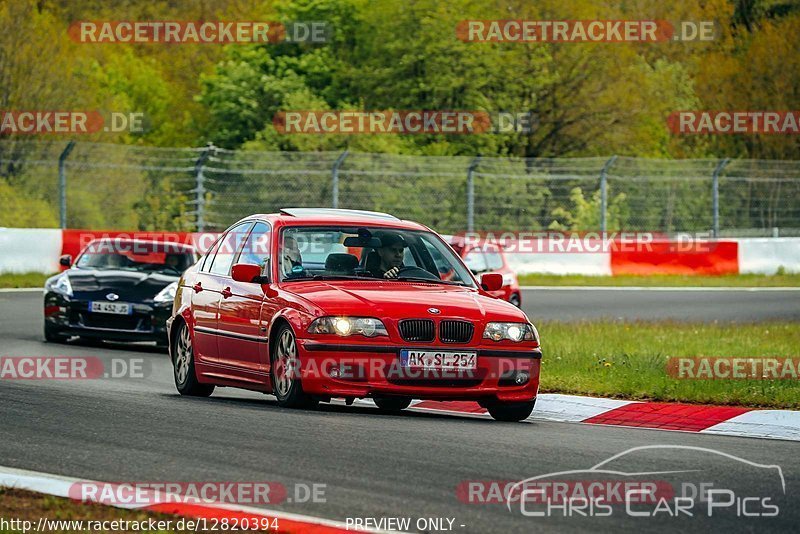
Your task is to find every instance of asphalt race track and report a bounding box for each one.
[1,290,799,533]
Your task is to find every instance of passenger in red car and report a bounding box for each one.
[370,232,407,279]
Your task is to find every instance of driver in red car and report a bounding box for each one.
[370,232,406,279]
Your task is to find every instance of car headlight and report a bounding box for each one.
[483,322,537,342]
[308,317,388,337]
[502,273,516,286]
[47,274,73,297]
[154,282,178,303]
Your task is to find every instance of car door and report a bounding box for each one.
[192,222,252,364]
[216,221,275,377]
[191,237,224,363]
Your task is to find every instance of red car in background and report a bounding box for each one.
[449,237,521,307]
[167,208,541,422]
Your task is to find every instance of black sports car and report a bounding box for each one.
[43,238,196,346]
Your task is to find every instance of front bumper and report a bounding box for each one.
[296,339,541,402]
[44,292,171,342]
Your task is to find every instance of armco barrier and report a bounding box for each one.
[0,229,799,277]
[0,228,63,274]
[737,238,800,275]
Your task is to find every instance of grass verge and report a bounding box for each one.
[0,272,52,289]
[540,320,800,409]
[518,273,800,287]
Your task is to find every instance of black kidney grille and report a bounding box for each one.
[399,319,435,342]
[439,320,474,344]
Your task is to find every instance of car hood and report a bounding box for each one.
[284,280,526,323]
[65,268,177,300]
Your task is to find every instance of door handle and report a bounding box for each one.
[193,282,203,293]
[221,287,233,299]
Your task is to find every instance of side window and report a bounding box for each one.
[463,249,488,273]
[200,238,222,273]
[209,222,253,276]
[484,247,504,270]
[238,222,271,271]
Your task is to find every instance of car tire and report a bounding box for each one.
[172,322,214,397]
[373,396,412,413]
[43,324,68,343]
[509,293,521,307]
[270,324,318,409]
[486,399,535,422]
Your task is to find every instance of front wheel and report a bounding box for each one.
[270,325,317,409]
[44,323,68,343]
[172,322,214,397]
[373,396,412,413]
[509,293,521,307]
[486,399,535,422]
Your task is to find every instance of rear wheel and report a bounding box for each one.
[373,396,412,413]
[172,322,214,397]
[486,399,535,422]
[270,325,317,409]
[43,323,68,343]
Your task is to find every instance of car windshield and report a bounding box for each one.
[279,226,477,287]
[76,241,195,274]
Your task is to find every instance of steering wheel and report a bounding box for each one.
[395,266,441,281]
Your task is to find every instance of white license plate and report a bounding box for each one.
[89,301,132,315]
[400,350,477,370]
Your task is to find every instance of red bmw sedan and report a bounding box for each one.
[166,209,541,422]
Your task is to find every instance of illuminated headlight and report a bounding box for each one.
[154,282,178,303]
[308,317,388,337]
[47,274,73,297]
[483,322,537,342]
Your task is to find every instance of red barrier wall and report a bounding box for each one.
[610,241,739,275]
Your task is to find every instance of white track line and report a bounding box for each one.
[0,287,43,293]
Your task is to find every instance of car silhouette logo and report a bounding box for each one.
[106,293,120,301]
[428,308,441,314]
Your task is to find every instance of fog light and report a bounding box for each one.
[329,366,340,379]
[515,371,530,385]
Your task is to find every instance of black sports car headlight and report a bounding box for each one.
[46,274,73,297]
[308,317,388,337]
[154,282,178,303]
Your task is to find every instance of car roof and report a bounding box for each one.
[86,238,195,252]
[242,208,431,232]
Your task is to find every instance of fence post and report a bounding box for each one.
[332,150,349,208]
[599,155,617,234]
[58,141,76,229]
[712,158,730,238]
[194,143,215,232]
[467,156,480,232]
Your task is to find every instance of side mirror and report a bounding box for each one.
[231,263,267,284]
[480,272,503,292]
[59,255,72,267]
